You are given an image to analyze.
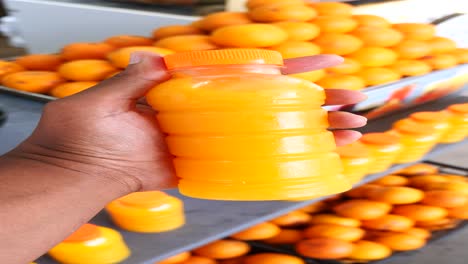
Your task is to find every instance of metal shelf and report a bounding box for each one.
[37,142,468,264]
[37,95,468,264]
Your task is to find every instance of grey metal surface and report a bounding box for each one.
[0,85,55,102]
[1,91,467,264]
[0,93,43,154]
[428,142,467,169]
[358,92,468,133]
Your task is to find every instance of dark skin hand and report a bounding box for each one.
[0,52,366,264]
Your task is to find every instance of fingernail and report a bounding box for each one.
[129,53,142,65]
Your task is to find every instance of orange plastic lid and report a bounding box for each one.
[448,103,468,114]
[410,111,450,122]
[360,132,400,145]
[393,119,436,135]
[63,224,101,243]
[164,49,284,69]
[336,142,369,158]
[116,191,172,209]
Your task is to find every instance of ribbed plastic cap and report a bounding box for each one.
[410,111,450,122]
[63,224,101,243]
[393,119,436,135]
[448,103,468,114]
[164,49,284,69]
[116,191,174,209]
[361,132,400,145]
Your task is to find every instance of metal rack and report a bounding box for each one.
[29,93,468,264]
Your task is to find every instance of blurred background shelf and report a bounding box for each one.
[3,0,468,54]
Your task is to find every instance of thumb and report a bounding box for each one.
[79,52,171,103]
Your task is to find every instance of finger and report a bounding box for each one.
[147,160,179,190]
[137,97,149,106]
[282,54,344,75]
[136,103,155,115]
[324,89,368,106]
[143,154,178,191]
[328,111,367,129]
[79,52,170,103]
[333,130,362,146]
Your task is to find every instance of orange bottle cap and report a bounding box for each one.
[448,103,468,114]
[393,119,436,135]
[63,224,101,243]
[164,49,284,70]
[360,132,400,145]
[410,111,450,122]
[336,142,369,158]
[116,191,172,209]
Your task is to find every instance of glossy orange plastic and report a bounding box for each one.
[409,111,451,140]
[63,223,101,243]
[146,49,349,200]
[360,133,402,173]
[48,224,130,264]
[106,191,185,233]
[336,142,372,184]
[391,119,438,163]
[440,104,468,143]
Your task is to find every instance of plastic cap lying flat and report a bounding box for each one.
[448,103,468,114]
[410,111,450,122]
[63,224,101,243]
[393,119,436,135]
[336,142,370,158]
[360,132,400,145]
[116,191,173,209]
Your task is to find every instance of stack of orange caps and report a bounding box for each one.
[360,132,402,173]
[336,141,372,184]
[391,119,438,163]
[106,191,185,233]
[48,224,130,264]
[409,111,451,140]
[440,103,468,143]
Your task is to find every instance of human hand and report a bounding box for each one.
[11,52,366,193]
[282,55,367,146]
